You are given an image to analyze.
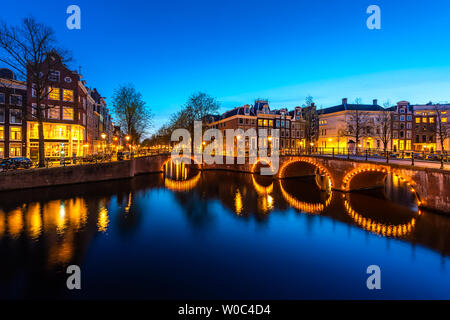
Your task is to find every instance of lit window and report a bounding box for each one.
[0,143,3,158]
[48,106,60,119]
[63,107,74,120]
[263,119,268,126]
[442,118,448,123]
[422,117,428,123]
[48,87,60,100]
[9,109,22,124]
[258,119,262,126]
[0,126,4,140]
[429,117,435,123]
[269,120,273,127]
[415,117,421,123]
[9,143,21,157]
[10,127,22,140]
[63,90,74,102]
[9,94,22,106]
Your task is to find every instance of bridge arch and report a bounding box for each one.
[278,157,335,189]
[250,158,277,176]
[341,166,422,207]
[161,155,201,172]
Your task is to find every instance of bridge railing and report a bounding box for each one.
[278,147,449,168]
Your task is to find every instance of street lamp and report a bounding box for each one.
[101,133,107,154]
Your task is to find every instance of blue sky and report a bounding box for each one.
[2,0,450,134]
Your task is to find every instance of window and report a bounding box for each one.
[10,94,22,106]
[32,84,36,97]
[269,120,273,127]
[9,109,22,124]
[415,117,421,123]
[10,127,21,140]
[422,117,428,123]
[31,103,37,118]
[393,131,398,139]
[0,93,4,104]
[406,140,411,150]
[400,115,405,121]
[0,143,3,158]
[63,89,74,102]
[429,117,435,123]
[48,106,60,119]
[263,119,268,126]
[442,117,448,123]
[286,121,290,128]
[49,70,60,82]
[276,120,280,127]
[394,115,399,121]
[63,107,74,120]
[0,108,4,123]
[239,118,243,124]
[48,87,60,100]
[258,119,263,126]
[0,126,3,140]
[281,120,285,127]
[406,131,412,139]
[407,122,412,129]
[9,143,21,157]
[400,108,405,113]
[407,115,412,121]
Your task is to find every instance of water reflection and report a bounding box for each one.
[0,171,449,299]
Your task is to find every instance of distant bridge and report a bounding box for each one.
[134,154,450,214]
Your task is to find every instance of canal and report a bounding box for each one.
[0,164,449,299]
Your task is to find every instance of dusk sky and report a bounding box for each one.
[3,0,450,134]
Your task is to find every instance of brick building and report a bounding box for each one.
[0,68,27,158]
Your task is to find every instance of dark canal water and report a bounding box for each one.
[0,164,449,299]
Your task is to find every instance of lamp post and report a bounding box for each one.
[125,135,132,159]
[101,132,107,155]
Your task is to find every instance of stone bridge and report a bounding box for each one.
[134,154,450,214]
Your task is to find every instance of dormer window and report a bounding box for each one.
[49,70,60,82]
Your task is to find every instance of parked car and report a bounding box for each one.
[11,157,33,169]
[0,157,32,170]
[426,154,442,161]
[0,158,15,171]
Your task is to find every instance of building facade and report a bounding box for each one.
[0,69,27,159]
[317,98,386,152]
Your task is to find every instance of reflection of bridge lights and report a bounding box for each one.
[251,175,273,195]
[279,180,332,215]
[0,210,4,238]
[343,194,419,238]
[125,193,132,212]
[251,158,276,175]
[164,172,201,192]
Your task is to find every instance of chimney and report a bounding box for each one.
[342,98,347,105]
[373,99,378,106]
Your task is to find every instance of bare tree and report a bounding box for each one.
[434,104,450,154]
[342,109,372,152]
[302,95,318,147]
[354,97,363,105]
[0,17,71,167]
[374,101,393,153]
[111,84,152,144]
